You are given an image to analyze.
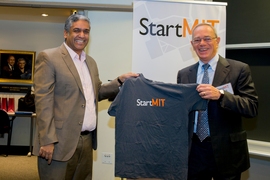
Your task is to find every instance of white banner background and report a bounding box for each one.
[132,0,227,83]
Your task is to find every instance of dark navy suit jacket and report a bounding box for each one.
[177,55,258,176]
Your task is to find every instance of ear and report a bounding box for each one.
[216,37,221,44]
[64,30,68,39]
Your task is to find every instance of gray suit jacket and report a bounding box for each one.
[177,55,258,176]
[33,43,119,161]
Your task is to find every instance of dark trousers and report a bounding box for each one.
[188,134,241,180]
[38,133,93,180]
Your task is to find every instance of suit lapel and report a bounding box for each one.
[188,63,199,83]
[212,55,230,87]
[184,57,230,86]
[60,44,85,95]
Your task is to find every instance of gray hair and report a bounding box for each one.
[17,58,26,63]
[64,14,90,32]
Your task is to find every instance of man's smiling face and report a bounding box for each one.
[64,19,90,55]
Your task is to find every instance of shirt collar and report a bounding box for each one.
[64,42,86,61]
[198,54,219,71]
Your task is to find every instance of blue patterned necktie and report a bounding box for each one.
[197,63,210,141]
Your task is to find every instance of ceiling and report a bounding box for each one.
[0,1,132,23]
[0,6,72,23]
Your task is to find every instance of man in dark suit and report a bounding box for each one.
[177,23,258,180]
[33,14,138,180]
[1,55,16,78]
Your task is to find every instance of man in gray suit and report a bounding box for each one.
[33,14,138,180]
[177,23,258,180]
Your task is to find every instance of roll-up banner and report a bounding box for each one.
[132,0,227,83]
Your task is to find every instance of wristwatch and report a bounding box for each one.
[219,90,224,100]
[117,77,123,86]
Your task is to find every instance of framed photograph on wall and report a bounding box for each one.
[0,50,35,85]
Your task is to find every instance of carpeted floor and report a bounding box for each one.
[0,155,39,180]
[0,155,165,180]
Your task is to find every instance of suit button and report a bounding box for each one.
[82,104,85,108]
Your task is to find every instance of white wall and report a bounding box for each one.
[87,10,133,180]
[0,19,64,146]
[0,6,132,180]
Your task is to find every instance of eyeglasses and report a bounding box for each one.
[192,37,217,44]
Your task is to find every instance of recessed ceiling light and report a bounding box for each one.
[41,13,48,17]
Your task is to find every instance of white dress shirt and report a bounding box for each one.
[64,43,96,132]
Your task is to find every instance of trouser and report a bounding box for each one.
[38,132,93,180]
[188,134,241,180]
